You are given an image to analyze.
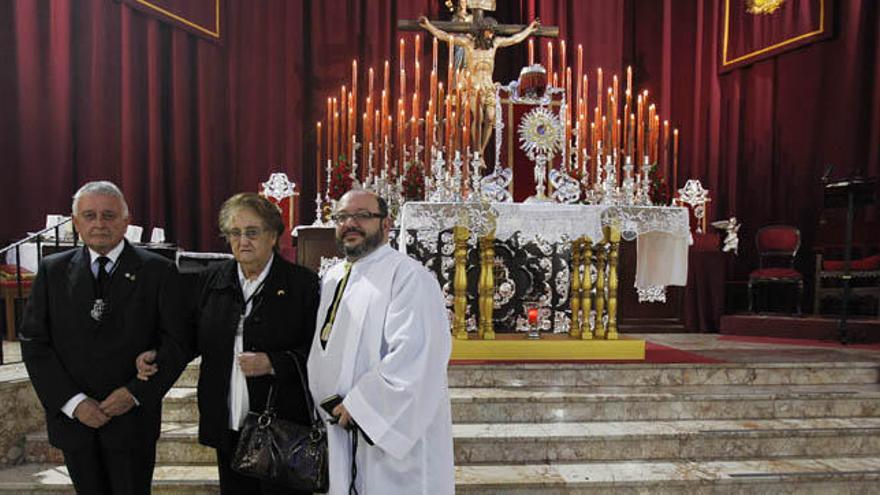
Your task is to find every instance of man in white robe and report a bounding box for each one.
[307,190,455,494]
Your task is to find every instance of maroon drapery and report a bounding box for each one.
[2,0,879,265]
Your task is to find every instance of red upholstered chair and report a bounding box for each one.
[748,225,803,315]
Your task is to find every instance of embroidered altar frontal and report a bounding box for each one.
[398,202,689,361]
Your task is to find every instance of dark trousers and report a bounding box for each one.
[216,429,310,495]
[62,437,156,495]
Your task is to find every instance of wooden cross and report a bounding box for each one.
[398,3,558,38]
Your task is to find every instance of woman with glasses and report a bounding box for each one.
[137,193,319,494]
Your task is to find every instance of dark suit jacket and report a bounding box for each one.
[177,256,320,450]
[20,242,185,452]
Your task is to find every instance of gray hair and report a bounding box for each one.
[72,181,130,217]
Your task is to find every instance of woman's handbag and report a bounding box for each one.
[231,353,329,492]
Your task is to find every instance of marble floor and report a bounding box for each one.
[631,333,880,364]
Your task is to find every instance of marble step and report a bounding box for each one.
[3,457,880,494]
[25,423,214,466]
[172,360,880,389]
[453,417,880,464]
[446,362,880,388]
[161,383,880,423]
[450,384,880,424]
[25,417,880,466]
[454,456,880,494]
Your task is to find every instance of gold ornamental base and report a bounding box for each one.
[451,333,645,361]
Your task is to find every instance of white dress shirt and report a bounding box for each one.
[229,254,274,430]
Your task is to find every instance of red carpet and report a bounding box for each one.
[720,314,880,342]
[719,334,880,351]
[450,341,724,365]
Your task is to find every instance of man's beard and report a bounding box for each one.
[336,226,384,260]
[474,33,494,50]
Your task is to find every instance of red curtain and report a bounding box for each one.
[2,0,879,263]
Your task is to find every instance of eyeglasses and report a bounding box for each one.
[329,211,385,224]
[224,228,266,241]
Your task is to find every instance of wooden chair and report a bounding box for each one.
[814,250,880,317]
[748,225,803,315]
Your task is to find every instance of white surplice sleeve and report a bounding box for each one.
[343,263,451,460]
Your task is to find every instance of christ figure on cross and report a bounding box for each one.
[419,14,540,155]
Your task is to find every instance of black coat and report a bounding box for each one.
[20,243,185,452]
[187,256,320,450]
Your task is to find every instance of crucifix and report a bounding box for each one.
[399,0,559,155]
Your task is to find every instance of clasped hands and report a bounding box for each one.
[74,387,136,429]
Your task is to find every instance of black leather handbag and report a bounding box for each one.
[231,353,328,492]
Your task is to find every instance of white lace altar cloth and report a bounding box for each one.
[399,202,691,288]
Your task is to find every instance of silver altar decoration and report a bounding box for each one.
[318,256,345,279]
[518,106,563,202]
[480,166,513,203]
[501,78,566,106]
[637,285,667,303]
[311,194,326,226]
[261,172,296,202]
[677,179,711,233]
[549,168,581,204]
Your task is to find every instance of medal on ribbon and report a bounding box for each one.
[91,298,108,322]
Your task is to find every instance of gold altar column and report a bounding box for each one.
[569,238,582,338]
[580,239,594,339]
[478,232,496,340]
[594,238,607,339]
[606,225,621,340]
[453,225,470,340]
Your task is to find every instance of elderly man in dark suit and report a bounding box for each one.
[20,180,186,495]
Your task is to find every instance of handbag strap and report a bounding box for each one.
[284,350,321,424]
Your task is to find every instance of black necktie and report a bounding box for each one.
[96,256,111,298]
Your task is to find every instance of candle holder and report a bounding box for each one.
[525,303,541,340]
[468,151,485,201]
[621,156,636,205]
[311,194,325,226]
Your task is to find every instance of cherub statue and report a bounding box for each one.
[711,217,741,255]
